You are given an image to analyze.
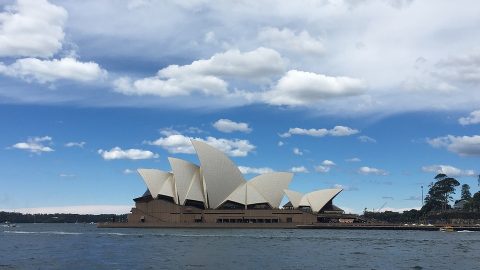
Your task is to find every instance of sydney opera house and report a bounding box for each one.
[118,140,349,228]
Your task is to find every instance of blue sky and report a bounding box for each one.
[0,0,479,214]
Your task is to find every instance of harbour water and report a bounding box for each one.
[1,223,479,269]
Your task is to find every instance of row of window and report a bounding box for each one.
[216,218,292,223]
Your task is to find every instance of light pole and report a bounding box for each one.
[421,185,424,207]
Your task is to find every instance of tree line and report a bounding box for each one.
[422,173,480,212]
[0,212,127,223]
[363,173,480,224]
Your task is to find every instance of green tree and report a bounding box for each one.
[470,191,480,211]
[422,174,460,212]
[461,184,472,201]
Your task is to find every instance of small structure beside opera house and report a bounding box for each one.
[102,140,359,228]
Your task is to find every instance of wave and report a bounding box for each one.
[3,230,83,235]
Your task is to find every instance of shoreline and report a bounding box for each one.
[97,222,480,231]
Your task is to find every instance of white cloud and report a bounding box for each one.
[358,135,377,143]
[0,57,107,83]
[3,1,480,115]
[147,134,195,154]
[314,165,330,173]
[333,184,358,191]
[113,74,227,97]
[0,0,67,58]
[358,166,388,176]
[146,133,255,157]
[315,160,336,173]
[421,164,476,177]
[257,27,325,55]
[59,173,75,178]
[293,147,303,156]
[213,119,252,133]
[11,136,54,154]
[113,47,285,97]
[238,166,274,175]
[290,166,309,173]
[322,160,336,166]
[263,70,366,106]
[346,157,361,162]
[459,110,480,125]
[158,47,285,82]
[65,141,85,148]
[123,168,136,174]
[427,135,480,156]
[280,126,359,138]
[0,205,132,215]
[98,147,158,160]
[278,141,284,146]
[434,50,480,84]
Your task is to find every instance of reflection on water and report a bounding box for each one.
[1,224,479,269]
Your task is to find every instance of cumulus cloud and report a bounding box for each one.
[11,136,54,154]
[146,133,255,157]
[280,126,359,138]
[64,141,86,148]
[98,147,158,160]
[314,165,330,173]
[358,166,388,176]
[113,47,285,97]
[113,74,227,97]
[293,147,303,156]
[422,164,476,177]
[0,0,67,58]
[213,119,252,133]
[0,57,107,83]
[315,160,336,173]
[322,160,336,166]
[238,166,274,175]
[263,70,366,106]
[290,166,309,173]
[459,110,480,125]
[427,135,480,156]
[278,141,284,146]
[257,27,325,55]
[358,135,377,143]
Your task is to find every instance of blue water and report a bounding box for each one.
[1,224,479,269]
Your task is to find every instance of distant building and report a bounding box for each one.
[454,199,468,210]
[112,140,352,228]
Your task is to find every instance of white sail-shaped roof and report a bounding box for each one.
[186,168,206,204]
[168,157,204,205]
[191,140,245,209]
[137,169,174,200]
[158,173,177,204]
[223,183,247,206]
[249,172,293,208]
[221,182,269,206]
[284,188,342,212]
[284,189,304,208]
[246,183,269,205]
[305,188,342,212]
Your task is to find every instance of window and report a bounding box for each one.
[286,217,292,223]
